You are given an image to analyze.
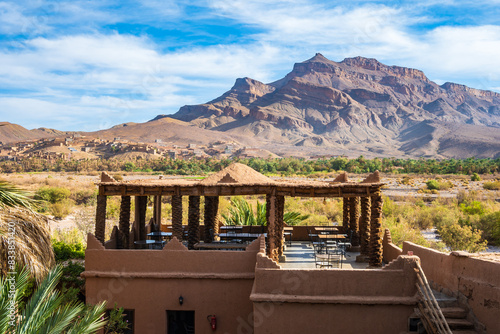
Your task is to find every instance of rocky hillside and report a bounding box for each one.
[155,53,500,158]
[0,122,67,144]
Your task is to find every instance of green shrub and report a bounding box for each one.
[459,201,485,215]
[476,211,500,245]
[426,180,453,191]
[483,181,500,190]
[50,199,74,219]
[426,180,439,190]
[35,186,71,203]
[52,240,86,261]
[471,173,481,181]
[438,222,487,252]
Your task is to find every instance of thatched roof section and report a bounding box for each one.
[200,163,276,186]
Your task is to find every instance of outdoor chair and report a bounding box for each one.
[337,230,353,250]
[307,227,323,253]
[314,251,341,268]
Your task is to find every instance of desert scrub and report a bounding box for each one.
[426,179,453,191]
[52,240,86,261]
[437,222,487,252]
[471,173,481,181]
[35,186,71,203]
[483,181,500,190]
[50,198,74,219]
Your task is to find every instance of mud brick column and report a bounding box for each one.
[369,193,383,267]
[187,196,200,249]
[266,193,277,260]
[356,196,371,262]
[171,195,183,240]
[118,196,131,249]
[275,195,285,257]
[203,196,219,243]
[134,196,148,248]
[349,197,360,249]
[343,197,350,230]
[95,194,107,245]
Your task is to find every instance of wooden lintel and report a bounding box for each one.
[98,186,104,196]
[140,187,144,195]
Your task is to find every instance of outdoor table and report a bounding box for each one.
[193,242,248,251]
[317,234,346,243]
[218,233,266,242]
[315,227,339,234]
[220,226,244,231]
[134,240,165,249]
[283,227,293,246]
[147,231,172,241]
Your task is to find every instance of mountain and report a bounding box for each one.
[155,53,500,158]
[0,122,67,144]
[86,117,246,146]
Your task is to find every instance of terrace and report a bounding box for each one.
[93,162,385,266]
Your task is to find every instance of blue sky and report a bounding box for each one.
[0,0,499,131]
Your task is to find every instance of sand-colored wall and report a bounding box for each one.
[382,228,403,263]
[83,235,260,333]
[402,242,500,333]
[250,253,419,334]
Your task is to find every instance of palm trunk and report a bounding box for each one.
[171,195,183,240]
[203,196,219,243]
[187,196,200,249]
[118,196,131,249]
[369,194,383,267]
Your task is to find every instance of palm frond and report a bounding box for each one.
[0,181,40,211]
[0,208,55,282]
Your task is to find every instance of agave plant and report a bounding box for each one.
[0,266,107,334]
[222,197,309,226]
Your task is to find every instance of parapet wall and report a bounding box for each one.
[402,241,500,333]
[249,252,419,334]
[83,234,261,334]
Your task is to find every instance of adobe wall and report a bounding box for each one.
[402,242,500,333]
[250,253,419,334]
[83,235,260,334]
[382,228,403,263]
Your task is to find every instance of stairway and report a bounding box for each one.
[411,289,479,334]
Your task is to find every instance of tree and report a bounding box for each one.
[0,266,107,333]
[222,197,309,226]
[0,181,54,282]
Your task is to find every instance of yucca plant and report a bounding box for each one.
[0,266,107,334]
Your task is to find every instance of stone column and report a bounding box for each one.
[203,196,219,243]
[356,196,371,262]
[95,194,107,244]
[135,196,148,246]
[349,197,360,248]
[171,195,183,240]
[118,195,131,249]
[187,196,200,249]
[275,195,285,257]
[369,193,383,267]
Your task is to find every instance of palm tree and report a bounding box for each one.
[222,197,309,226]
[0,265,107,333]
[0,181,54,281]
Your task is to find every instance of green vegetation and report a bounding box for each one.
[104,304,131,334]
[1,156,499,175]
[483,181,500,190]
[426,179,454,191]
[471,173,481,181]
[0,266,106,334]
[52,240,86,261]
[222,197,309,226]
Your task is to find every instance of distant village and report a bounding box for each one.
[0,134,277,162]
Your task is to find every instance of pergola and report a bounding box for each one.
[94,163,385,267]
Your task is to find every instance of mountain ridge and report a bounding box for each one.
[153,53,500,158]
